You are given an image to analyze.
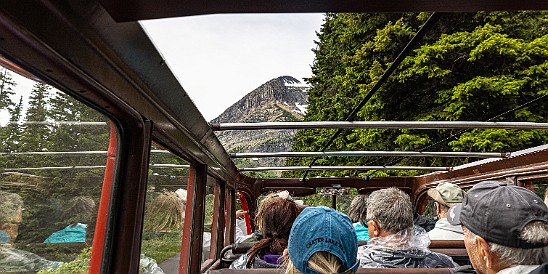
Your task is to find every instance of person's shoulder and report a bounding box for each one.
[427,227,443,237]
[228,253,248,269]
[498,265,544,274]
[356,244,371,256]
[252,256,280,269]
[428,227,464,240]
[529,263,548,274]
[427,251,459,268]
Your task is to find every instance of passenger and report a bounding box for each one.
[235,209,250,243]
[413,210,438,232]
[447,181,548,274]
[0,191,63,272]
[347,195,370,241]
[173,189,247,259]
[285,206,359,274]
[545,187,548,207]
[242,190,303,243]
[229,197,301,269]
[427,182,465,240]
[357,187,458,268]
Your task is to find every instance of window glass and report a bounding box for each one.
[0,66,111,272]
[423,198,437,218]
[522,179,548,203]
[203,175,215,262]
[140,143,189,272]
[295,188,358,211]
[233,192,252,242]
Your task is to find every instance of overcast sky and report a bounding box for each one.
[141,14,324,121]
[1,14,324,124]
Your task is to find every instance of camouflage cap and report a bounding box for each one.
[427,182,464,207]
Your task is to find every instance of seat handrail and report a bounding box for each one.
[429,240,465,248]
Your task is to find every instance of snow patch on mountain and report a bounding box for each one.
[295,103,308,115]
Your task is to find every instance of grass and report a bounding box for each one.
[140,231,182,264]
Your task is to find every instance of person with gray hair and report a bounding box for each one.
[348,195,369,241]
[357,187,458,269]
[448,181,548,274]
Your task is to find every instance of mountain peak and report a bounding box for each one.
[211,76,308,123]
[211,76,309,171]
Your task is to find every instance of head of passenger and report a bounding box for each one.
[426,182,465,240]
[285,206,358,274]
[358,187,457,268]
[427,182,464,219]
[229,197,301,269]
[448,181,548,274]
[365,187,413,240]
[255,190,294,232]
[347,195,370,241]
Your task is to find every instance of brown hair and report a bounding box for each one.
[246,197,301,266]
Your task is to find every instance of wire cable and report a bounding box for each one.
[302,12,442,180]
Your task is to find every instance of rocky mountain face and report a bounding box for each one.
[211,76,308,170]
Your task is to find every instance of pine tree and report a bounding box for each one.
[19,83,51,153]
[0,67,17,153]
[0,67,16,110]
[287,12,548,178]
[3,96,24,153]
[48,91,109,172]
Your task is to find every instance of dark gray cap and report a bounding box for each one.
[448,181,548,248]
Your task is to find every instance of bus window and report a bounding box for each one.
[295,187,356,211]
[522,180,548,204]
[140,144,189,272]
[0,66,113,273]
[236,193,251,236]
[203,175,216,262]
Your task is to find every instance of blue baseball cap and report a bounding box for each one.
[288,206,359,274]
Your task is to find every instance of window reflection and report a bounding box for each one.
[0,66,111,273]
[141,144,189,272]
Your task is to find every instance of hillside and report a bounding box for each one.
[211,76,308,170]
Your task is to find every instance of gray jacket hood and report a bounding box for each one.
[428,218,464,240]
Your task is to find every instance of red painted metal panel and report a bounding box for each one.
[238,193,252,235]
[89,122,117,273]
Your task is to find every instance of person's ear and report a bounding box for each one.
[367,220,380,236]
[476,235,494,270]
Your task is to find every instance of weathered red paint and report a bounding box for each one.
[239,193,252,235]
[89,122,117,273]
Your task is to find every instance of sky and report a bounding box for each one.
[2,14,324,124]
[0,73,35,125]
[140,13,324,121]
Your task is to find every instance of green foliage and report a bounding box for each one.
[298,194,331,208]
[275,105,302,121]
[286,12,548,178]
[0,68,16,110]
[204,194,215,232]
[141,232,182,264]
[0,73,111,264]
[37,247,91,274]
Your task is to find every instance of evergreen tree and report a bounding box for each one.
[287,12,548,178]
[3,96,24,153]
[0,67,16,110]
[19,83,51,153]
[0,67,17,154]
[48,91,109,175]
